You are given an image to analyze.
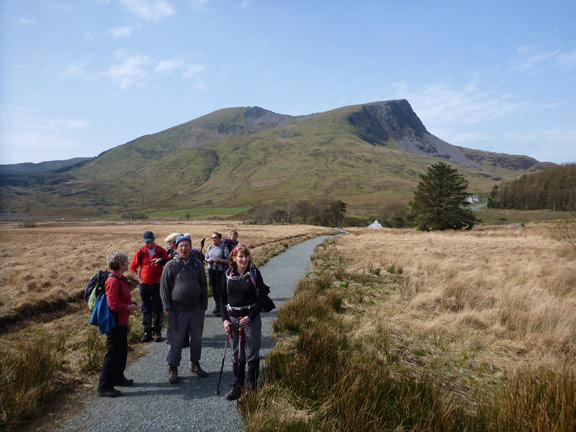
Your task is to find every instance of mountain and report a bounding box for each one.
[0,100,555,216]
[0,158,92,176]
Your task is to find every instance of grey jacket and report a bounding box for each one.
[160,254,208,312]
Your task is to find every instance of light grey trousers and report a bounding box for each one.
[165,307,205,367]
[228,314,261,364]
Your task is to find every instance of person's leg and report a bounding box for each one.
[151,283,164,341]
[225,317,245,400]
[115,325,130,385]
[188,307,208,377]
[166,310,187,384]
[139,283,153,342]
[209,269,219,313]
[98,326,122,396]
[244,315,262,394]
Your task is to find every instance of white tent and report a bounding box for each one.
[368,220,383,228]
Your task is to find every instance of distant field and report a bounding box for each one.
[148,207,250,218]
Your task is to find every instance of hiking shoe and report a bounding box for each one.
[140,333,152,343]
[169,366,179,384]
[98,388,121,398]
[225,385,242,401]
[116,378,134,387]
[212,307,220,316]
[190,362,208,378]
[154,333,162,342]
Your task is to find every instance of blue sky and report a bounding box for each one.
[1,0,575,165]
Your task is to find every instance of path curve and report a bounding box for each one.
[55,235,332,432]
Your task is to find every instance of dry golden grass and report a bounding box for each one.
[337,224,576,381]
[244,223,575,431]
[0,220,327,321]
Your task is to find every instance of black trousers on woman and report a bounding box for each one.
[98,324,128,391]
[209,269,225,310]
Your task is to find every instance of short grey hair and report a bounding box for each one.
[106,250,129,271]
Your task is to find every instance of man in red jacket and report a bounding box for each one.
[130,230,170,342]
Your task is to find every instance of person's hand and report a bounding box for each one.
[223,320,232,334]
[127,304,138,311]
[239,316,251,328]
[150,258,162,266]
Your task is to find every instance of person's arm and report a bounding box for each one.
[105,277,129,312]
[129,249,140,274]
[199,262,208,311]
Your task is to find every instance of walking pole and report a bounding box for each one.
[216,332,230,395]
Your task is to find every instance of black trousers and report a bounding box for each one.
[209,269,225,307]
[98,324,128,391]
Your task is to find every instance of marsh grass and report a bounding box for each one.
[244,224,576,431]
[0,330,65,430]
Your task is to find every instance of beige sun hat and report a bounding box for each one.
[164,232,181,243]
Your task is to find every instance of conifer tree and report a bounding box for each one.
[409,162,479,231]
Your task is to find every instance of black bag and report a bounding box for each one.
[259,284,276,313]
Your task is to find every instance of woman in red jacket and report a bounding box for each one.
[98,250,138,398]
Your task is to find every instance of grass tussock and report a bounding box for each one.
[245,224,576,431]
[0,330,65,430]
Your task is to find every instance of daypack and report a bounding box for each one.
[84,270,118,311]
[226,263,275,312]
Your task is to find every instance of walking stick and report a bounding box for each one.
[216,332,230,395]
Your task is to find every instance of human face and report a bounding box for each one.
[233,252,250,273]
[120,260,129,273]
[167,240,175,249]
[211,234,220,245]
[177,241,191,260]
[145,240,155,250]
[229,231,238,240]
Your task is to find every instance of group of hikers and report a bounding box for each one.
[98,228,266,403]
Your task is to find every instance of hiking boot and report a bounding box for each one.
[225,385,242,401]
[190,361,208,378]
[98,388,121,398]
[116,377,134,387]
[212,307,220,315]
[169,366,179,384]
[140,332,152,343]
[154,332,162,342]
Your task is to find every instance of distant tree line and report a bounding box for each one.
[488,164,576,211]
[247,199,347,227]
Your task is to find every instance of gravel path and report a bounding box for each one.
[55,235,331,432]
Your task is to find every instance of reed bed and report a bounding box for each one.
[243,224,576,431]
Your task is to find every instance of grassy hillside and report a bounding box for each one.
[0,102,555,217]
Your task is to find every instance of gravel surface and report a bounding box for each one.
[55,235,332,432]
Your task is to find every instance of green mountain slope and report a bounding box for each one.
[0,101,555,216]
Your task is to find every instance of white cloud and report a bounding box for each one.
[108,25,137,38]
[119,0,175,21]
[18,18,37,24]
[0,106,92,164]
[510,46,576,74]
[107,54,153,89]
[183,64,206,78]
[155,58,184,72]
[389,81,531,128]
[189,0,209,10]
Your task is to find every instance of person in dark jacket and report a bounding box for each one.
[220,244,267,401]
[98,250,138,398]
[130,230,171,343]
[160,235,209,384]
